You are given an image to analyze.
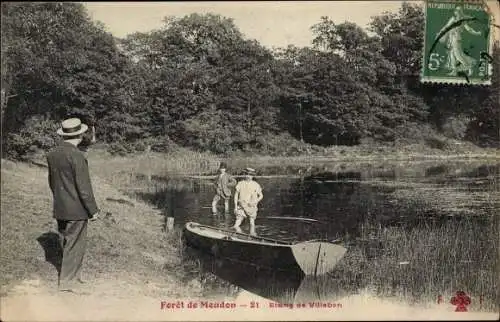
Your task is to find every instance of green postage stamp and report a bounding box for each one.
[421,0,494,85]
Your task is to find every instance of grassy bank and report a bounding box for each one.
[0,159,200,298]
[80,141,500,186]
[332,216,499,312]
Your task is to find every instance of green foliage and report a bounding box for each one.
[120,13,280,151]
[180,108,239,154]
[4,115,60,160]
[248,132,317,156]
[441,115,471,140]
[369,2,424,82]
[1,2,498,161]
[464,46,500,147]
[275,18,429,146]
[1,2,146,159]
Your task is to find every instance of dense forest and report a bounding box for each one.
[1,2,499,160]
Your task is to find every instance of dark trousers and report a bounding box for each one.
[57,219,88,287]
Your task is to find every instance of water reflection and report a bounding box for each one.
[133,162,498,241]
[183,248,357,304]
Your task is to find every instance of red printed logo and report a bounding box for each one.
[450,291,471,312]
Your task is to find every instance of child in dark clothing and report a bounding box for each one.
[211,162,237,215]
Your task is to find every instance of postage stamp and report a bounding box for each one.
[421,0,495,85]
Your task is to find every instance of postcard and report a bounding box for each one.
[1,1,499,321]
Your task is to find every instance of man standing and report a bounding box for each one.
[233,168,263,236]
[211,162,237,215]
[47,117,99,292]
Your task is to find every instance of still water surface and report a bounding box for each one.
[133,161,499,308]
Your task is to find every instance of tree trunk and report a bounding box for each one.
[0,88,7,119]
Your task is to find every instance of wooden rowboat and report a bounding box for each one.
[183,222,347,276]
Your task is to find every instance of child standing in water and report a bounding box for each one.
[233,167,263,236]
[212,162,237,215]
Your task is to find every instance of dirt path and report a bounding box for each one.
[2,279,498,321]
[1,279,160,321]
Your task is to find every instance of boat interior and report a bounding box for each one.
[186,222,294,246]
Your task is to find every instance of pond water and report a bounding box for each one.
[132,161,499,310]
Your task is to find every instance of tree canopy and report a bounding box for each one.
[1,2,498,159]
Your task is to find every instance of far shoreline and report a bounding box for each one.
[21,142,500,181]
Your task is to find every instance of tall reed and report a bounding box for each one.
[334,214,498,311]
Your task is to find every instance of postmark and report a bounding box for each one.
[421,0,495,85]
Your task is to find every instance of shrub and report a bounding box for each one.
[392,122,440,145]
[107,142,130,156]
[247,132,317,156]
[146,136,180,153]
[179,113,248,155]
[441,115,470,140]
[105,136,181,156]
[466,118,500,148]
[3,115,60,160]
[424,136,450,150]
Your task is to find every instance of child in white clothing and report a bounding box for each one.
[233,167,263,236]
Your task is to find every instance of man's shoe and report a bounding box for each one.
[59,288,75,293]
[58,288,90,295]
[76,278,87,284]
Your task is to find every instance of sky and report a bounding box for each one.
[83,1,410,48]
[84,1,500,48]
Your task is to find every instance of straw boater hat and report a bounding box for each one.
[56,118,88,137]
[243,167,256,175]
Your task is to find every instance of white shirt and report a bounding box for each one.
[235,180,262,206]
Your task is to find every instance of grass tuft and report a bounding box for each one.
[330,214,499,311]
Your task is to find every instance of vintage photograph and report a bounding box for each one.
[1,1,499,321]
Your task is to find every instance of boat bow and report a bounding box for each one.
[291,241,347,276]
